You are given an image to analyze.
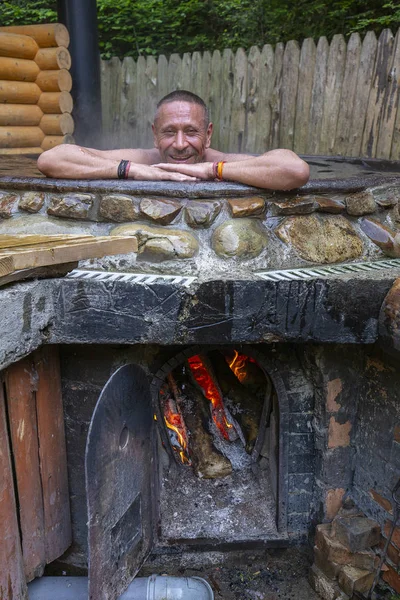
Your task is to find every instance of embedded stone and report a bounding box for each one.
[110,223,198,260]
[228,196,265,218]
[359,218,400,257]
[332,516,381,552]
[99,194,139,222]
[345,191,376,216]
[315,524,379,571]
[0,192,19,218]
[315,196,345,214]
[0,215,97,234]
[338,565,374,597]
[140,197,182,225]
[270,195,317,215]
[185,200,221,228]
[47,193,94,219]
[275,215,363,263]
[371,185,400,208]
[19,191,45,213]
[212,218,268,259]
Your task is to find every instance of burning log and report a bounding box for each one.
[210,350,269,453]
[160,378,190,466]
[187,354,238,442]
[173,368,232,479]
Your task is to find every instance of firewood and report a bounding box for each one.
[0,32,39,60]
[210,350,268,453]
[0,24,70,49]
[174,369,232,479]
[0,56,39,81]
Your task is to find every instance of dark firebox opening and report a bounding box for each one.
[154,347,285,547]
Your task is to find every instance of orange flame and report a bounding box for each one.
[227,351,256,382]
[164,399,191,465]
[188,355,233,440]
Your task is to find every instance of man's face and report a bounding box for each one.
[152,101,213,164]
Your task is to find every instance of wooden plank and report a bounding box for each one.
[307,36,329,154]
[119,57,137,148]
[268,42,284,149]
[181,52,192,91]
[0,236,138,277]
[229,48,247,153]
[294,38,316,154]
[144,56,158,148]
[347,31,377,157]
[191,51,202,98]
[136,56,147,147]
[168,53,182,93]
[0,234,94,249]
[199,51,211,109]
[377,28,400,159]
[101,58,122,148]
[34,346,71,563]
[361,29,395,157]
[209,50,222,149]
[219,48,234,152]
[157,54,169,104]
[0,381,28,600]
[244,46,260,154]
[255,44,274,154]
[5,358,46,581]
[335,33,362,156]
[0,262,77,288]
[279,39,300,150]
[319,34,347,154]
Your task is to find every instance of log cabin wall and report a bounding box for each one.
[0,23,74,156]
[0,345,71,600]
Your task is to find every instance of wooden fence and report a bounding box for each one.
[101,28,400,159]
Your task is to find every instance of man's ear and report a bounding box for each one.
[152,123,158,148]
[206,122,213,148]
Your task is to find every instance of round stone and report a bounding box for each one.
[110,223,199,260]
[212,218,268,259]
[275,215,363,263]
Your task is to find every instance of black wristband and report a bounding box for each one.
[117,159,130,179]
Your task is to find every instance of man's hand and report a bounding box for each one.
[153,162,214,180]
[130,163,198,181]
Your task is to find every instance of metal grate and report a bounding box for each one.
[257,259,400,282]
[66,269,198,288]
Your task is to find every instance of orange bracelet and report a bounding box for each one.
[216,161,225,181]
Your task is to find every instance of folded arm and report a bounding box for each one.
[155,149,310,190]
[37,144,197,181]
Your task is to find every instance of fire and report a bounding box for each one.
[188,355,234,440]
[164,398,191,465]
[227,350,256,382]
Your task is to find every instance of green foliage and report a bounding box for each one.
[0,0,399,59]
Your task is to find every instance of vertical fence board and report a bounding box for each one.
[269,42,284,149]
[191,51,202,98]
[230,48,248,152]
[377,29,400,158]
[361,29,395,157]
[136,56,147,147]
[168,53,183,93]
[0,382,28,600]
[119,57,137,148]
[280,40,300,149]
[244,46,260,153]
[144,56,158,147]
[294,38,316,154]
[256,44,274,153]
[199,50,211,111]
[34,346,71,565]
[209,50,222,149]
[181,52,192,91]
[347,31,377,157]
[307,36,329,154]
[103,56,122,148]
[5,358,46,582]
[219,48,234,152]
[157,54,169,104]
[320,34,347,154]
[335,33,362,155]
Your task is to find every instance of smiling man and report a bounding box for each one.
[37,90,309,190]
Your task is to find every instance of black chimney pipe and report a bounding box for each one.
[57,0,102,147]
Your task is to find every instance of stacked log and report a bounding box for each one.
[0,24,74,156]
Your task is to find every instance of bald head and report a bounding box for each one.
[154,90,210,129]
